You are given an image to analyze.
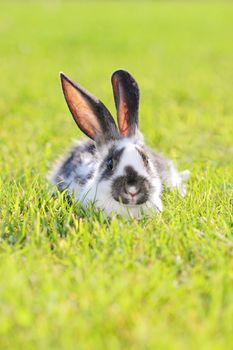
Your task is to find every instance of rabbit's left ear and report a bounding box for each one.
[111,69,139,137]
[60,73,119,143]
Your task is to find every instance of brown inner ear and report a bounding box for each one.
[112,77,130,137]
[62,78,102,140]
[118,85,130,137]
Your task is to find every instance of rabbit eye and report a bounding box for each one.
[106,157,114,170]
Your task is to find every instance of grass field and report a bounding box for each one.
[0,1,233,349]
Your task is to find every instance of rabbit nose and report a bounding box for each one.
[125,186,139,197]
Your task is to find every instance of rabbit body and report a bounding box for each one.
[49,70,189,218]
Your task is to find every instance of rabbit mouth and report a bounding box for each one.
[113,193,149,206]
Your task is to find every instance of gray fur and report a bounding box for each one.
[50,140,98,192]
[146,147,172,182]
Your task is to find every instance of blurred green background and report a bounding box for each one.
[0,2,232,349]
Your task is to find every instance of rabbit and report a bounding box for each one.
[49,69,190,218]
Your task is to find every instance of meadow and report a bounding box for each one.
[0,2,232,349]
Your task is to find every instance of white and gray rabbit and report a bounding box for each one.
[49,69,190,218]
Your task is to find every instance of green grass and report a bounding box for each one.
[0,1,233,349]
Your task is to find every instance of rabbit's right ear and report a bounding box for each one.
[60,73,119,143]
[111,69,140,137]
